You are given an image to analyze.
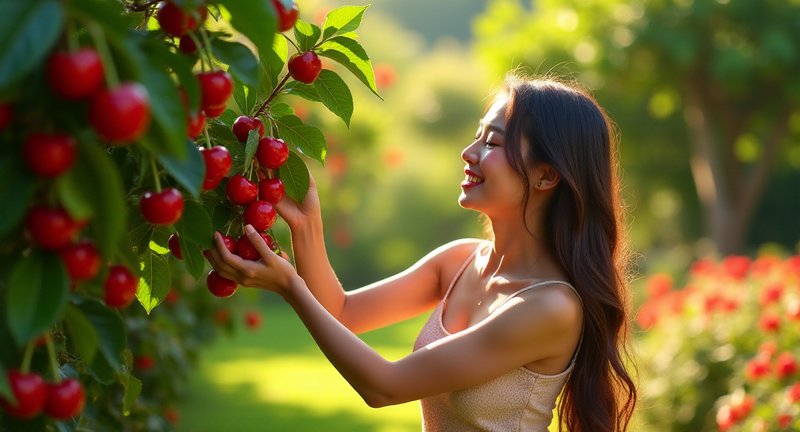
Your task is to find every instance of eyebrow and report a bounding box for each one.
[478,120,505,134]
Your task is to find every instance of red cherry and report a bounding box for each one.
[207,270,237,298]
[258,177,285,204]
[226,175,258,206]
[156,1,207,37]
[168,233,182,259]
[0,102,13,131]
[220,234,237,254]
[272,0,299,32]
[288,51,322,84]
[23,133,76,178]
[256,137,289,169]
[245,309,262,329]
[140,187,184,225]
[243,201,277,231]
[59,240,101,281]
[89,82,151,143]
[44,378,85,420]
[236,233,276,260]
[202,104,226,118]
[46,49,105,100]
[232,116,265,142]
[178,34,198,54]
[197,71,232,112]
[164,407,180,424]
[186,110,206,139]
[0,370,46,419]
[200,146,232,190]
[134,355,155,371]
[165,288,180,305]
[25,206,81,250]
[104,265,138,308]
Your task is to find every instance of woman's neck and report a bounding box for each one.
[480,216,558,280]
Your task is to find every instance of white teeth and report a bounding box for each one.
[465,175,483,183]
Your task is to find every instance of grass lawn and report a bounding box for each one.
[176,298,427,432]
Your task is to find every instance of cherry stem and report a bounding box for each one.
[150,157,162,192]
[283,34,301,52]
[188,31,208,73]
[20,340,35,374]
[203,126,213,149]
[253,74,291,118]
[66,20,79,53]
[45,334,62,383]
[87,21,120,89]
[198,27,216,72]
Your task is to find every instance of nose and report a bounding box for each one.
[461,139,480,164]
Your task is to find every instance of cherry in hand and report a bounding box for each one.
[207,270,238,298]
[236,233,276,260]
[243,201,277,232]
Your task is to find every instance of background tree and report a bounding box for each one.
[473,0,800,255]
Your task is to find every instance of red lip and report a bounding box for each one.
[461,169,484,189]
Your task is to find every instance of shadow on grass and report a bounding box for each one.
[176,298,426,432]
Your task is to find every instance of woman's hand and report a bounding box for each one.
[205,224,300,297]
[272,172,322,232]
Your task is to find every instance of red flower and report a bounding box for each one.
[635,301,659,330]
[778,413,793,429]
[759,282,784,306]
[759,341,778,358]
[730,395,755,421]
[747,356,772,380]
[722,255,751,281]
[691,258,717,278]
[759,313,781,332]
[786,382,800,403]
[776,352,798,379]
[646,273,673,299]
[751,255,781,278]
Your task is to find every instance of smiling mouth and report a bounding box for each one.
[461,173,484,188]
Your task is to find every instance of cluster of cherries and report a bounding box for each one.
[0,368,85,421]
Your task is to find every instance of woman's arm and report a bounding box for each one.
[206,226,583,407]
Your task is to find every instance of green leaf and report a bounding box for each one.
[64,305,99,366]
[175,200,213,247]
[0,0,63,90]
[160,42,201,112]
[79,138,127,257]
[0,359,11,402]
[79,300,126,372]
[178,235,207,280]
[156,139,205,198]
[55,167,94,220]
[0,156,37,238]
[317,36,380,98]
[259,35,288,97]
[122,372,142,416]
[321,5,369,40]
[233,76,258,115]
[312,70,353,127]
[149,240,169,255]
[273,115,327,163]
[283,80,322,102]
[279,150,310,202]
[293,19,321,52]
[6,251,69,344]
[243,129,260,170]
[211,39,259,88]
[136,251,171,314]
[269,102,295,118]
[223,0,276,61]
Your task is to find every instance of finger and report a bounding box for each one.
[244,224,279,263]
[205,245,240,280]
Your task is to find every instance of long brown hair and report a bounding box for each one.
[502,74,637,431]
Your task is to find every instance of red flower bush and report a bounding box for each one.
[636,254,800,431]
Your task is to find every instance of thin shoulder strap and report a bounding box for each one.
[442,244,481,301]
[497,280,585,365]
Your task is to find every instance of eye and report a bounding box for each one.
[484,132,500,147]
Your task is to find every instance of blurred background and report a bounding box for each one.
[175,0,800,430]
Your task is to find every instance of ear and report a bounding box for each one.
[533,164,560,191]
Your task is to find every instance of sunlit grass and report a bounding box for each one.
[177,298,425,432]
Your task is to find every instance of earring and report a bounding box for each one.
[536,180,543,188]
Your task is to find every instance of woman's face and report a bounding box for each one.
[458,94,526,217]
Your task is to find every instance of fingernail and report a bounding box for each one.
[244,225,256,234]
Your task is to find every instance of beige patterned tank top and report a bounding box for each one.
[412,249,582,432]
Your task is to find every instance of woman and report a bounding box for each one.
[205,74,637,431]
